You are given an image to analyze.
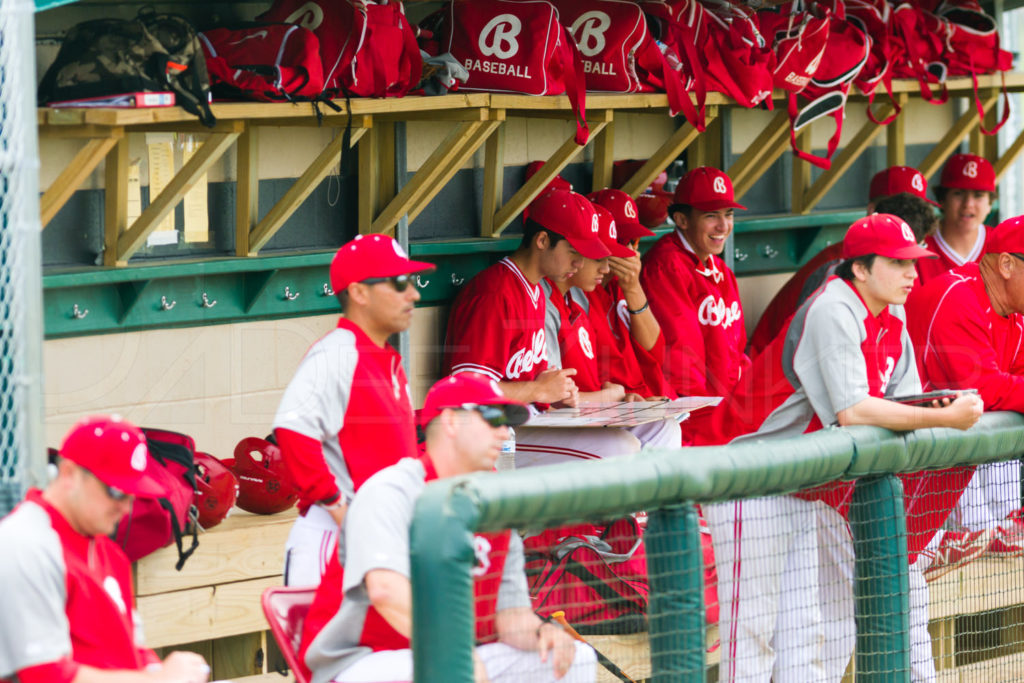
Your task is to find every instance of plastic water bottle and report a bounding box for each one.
[498,426,516,472]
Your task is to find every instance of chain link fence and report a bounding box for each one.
[0,0,46,515]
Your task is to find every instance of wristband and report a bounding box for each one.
[627,300,649,315]
[317,492,345,510]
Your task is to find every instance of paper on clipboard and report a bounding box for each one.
[524,396,722,428]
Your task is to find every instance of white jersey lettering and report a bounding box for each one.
[697,295,741,329]
[505,328,547,379]
[471,535,492,577]
[578,327,594,359]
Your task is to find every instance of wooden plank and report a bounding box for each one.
[41,133,122,228]
[728,108,791,200]
[618,107,717,198]
[358,124,379,235]
[692,114,723,170]
[492,118,611,236]
[372,118,501,235]
[135,509,296,596]
[481,121,506,237]
[792,128,812,214]
[928,556,1024,621]
[589,632,651,683]
[235,126,258,257]
[138,576,280,648]
[591,115,615,191]
[935,649,1024,683]
[212,632,265,680]
[103,136,130,267]
[378,120,397,216]
[800,103,895,214]
[930,616,957,672]
[918,93,999,181]
[116,126,242,264]
[886,94,908,168]
[994,124,1024,183]
[221,673,294,683]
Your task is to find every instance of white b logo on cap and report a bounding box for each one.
[901,222,915,243]
[609,221,618,240]
[964,161,979,178]
[624,202,637,219]
[591,214,600,234]
[911,174,924,192]
[713,177,728,195]
[131,443,147,472]
[392,240,409,260]
[284,2,324,30]
[571,11,611,57]
[479,15,521,59]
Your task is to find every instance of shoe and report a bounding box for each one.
[987,524,1024,557]
[921,529,996,582]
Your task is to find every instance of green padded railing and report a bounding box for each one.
[409,412,1024,682]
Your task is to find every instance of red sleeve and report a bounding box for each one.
[16,658,79,683]
[920,288,1024,412]
[274,427,340,514]
[632,332,677,398]
[641,261,708,396]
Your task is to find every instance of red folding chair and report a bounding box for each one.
[261,585,316,683]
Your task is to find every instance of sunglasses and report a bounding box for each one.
[457,403,510,428]
[1011,254,1024,264]
[85,467,131,501]
[361,273,415,293]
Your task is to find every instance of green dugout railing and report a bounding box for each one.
[409,411,1024,682]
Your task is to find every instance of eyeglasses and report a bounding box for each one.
[456,403,510,428]
[84,467,131,502]
[1011,253,1024,264]
[360,274,414,293]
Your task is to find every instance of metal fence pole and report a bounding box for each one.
[0,0,46,515]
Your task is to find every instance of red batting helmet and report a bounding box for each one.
[193,452,239,529]
[230,437,299,515]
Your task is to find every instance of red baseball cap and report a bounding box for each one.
[419,372,530,427]
[60,415,168,498]
[329,235,435,293]
[984,216,1024,255]
[612,159,668,193]
[636,192,671,228]
[672,167,747,212]
[592,205,635,258]
[525,160,573,194]
[588,189,655,244]
[842,214,938,260]
[869,166,939,206]
[939,153,996,192]
[527,190,611,260]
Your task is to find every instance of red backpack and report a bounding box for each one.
[259,0,422,98]
[550,0,701,130]
[757,1,831,94]
[845,0,901,124]
[113,428,199,570]
[890,2,953,104]
[200,24,325,101]
[437,0,589,144]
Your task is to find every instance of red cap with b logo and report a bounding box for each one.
[527,190,610,260]
[672,167,747,212]
[869,166,939,206]
[588,189,655,244]
[842,214,938,260]
[939,154,996,192]
[592,205,635,258]
[330,235,435,293]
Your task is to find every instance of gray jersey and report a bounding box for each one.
[306,458,530,683]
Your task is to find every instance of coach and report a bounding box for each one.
[0,416,211,683]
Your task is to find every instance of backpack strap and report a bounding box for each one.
[555,28,589,146]
[972,68,1010,136]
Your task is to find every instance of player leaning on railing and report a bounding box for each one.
[701,214,983,683]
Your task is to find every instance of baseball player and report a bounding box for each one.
[917,153,997,285]
[302,373,596,683]
[639,166,749,443]
[906,217,1024,558]
[0,415,211,683]
[443,188,642,467]
[749,166,938,356]
[704,215,982,682]
[273,235,435,587]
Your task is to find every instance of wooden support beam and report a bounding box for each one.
[251,125,368,253]
[618,106,717,198]
[103,137,129,267]
[994,125,1024,183]
[800,103,896,214]
[886,94,908,167]
[728,108,790,199]
[41,132,122,228]
[371,114,504,235]
[358,124,378,235]
[378,121,397,215]
[491,115,612,236]
[792,128,811,215]
[116,126,243,264]
[691,114,723,170]
[591,116,615,191]
[234,126,258,257]
[481,121,506,237]
[918,93,999,180]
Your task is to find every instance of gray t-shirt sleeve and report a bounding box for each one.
[496,533,531,611]
[0,503,71,676]
[793,301,871,424]
[541,280,563,370]
[273,329,358,440]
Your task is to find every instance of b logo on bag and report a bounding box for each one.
[964,161,979,178]
[571,11,611,58]
[479,14,522,59]
[284,1,324,30]
[713,177,728,195]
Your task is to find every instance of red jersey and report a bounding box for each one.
[915,227,990,286]
[274,317,418,511]
[0,490,157,682]
[546,284,602,392]
[641,230,750,398]
[445,257,549,383]
[748,242,843,357]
